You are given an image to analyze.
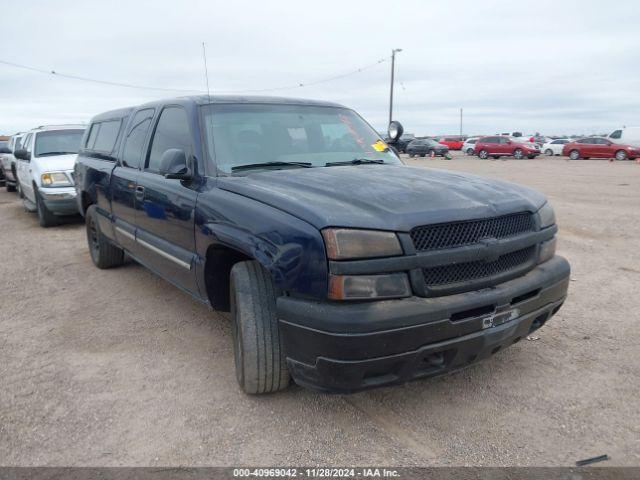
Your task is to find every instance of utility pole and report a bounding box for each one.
[389,48,402,125]
[460,107,463,136]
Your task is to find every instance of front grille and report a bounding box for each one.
[422,246,536,287]
[410,212,534,252]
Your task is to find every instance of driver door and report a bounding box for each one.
[17,133,35,202]
[134,105,199,296]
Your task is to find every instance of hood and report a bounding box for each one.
[35,153,77,172]
[217,165,546,231]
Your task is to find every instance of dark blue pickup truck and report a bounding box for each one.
[74,95,570,394]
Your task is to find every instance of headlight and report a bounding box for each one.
[41,172,73,187]
[322,228,403,260]
[537,202,556,229]
[329,273,411,300]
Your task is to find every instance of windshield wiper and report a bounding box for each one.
[231,161,313,172]
[38,151,77,157]
[325,158,386,167]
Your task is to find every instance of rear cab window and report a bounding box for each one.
[85,120,123,158]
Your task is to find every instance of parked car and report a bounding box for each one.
[438,136,465,150]
[474,136,540,159]
[393,134,417,153]
[75,95,569,395]
[406,138,449,157]
[561,137,640,160]
[0,134,24,192]
[0,140,9,186]
[541,138,570,156]
[15,125,85,226]
[608,127,640,147]
[461,137,479,155]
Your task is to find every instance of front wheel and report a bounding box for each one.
[478,150,489,159]
[615,150,628,161]
[230,260,290,394]
[466,148,475,155]
[408,153,415,158]
[35,189,58,228]
[513,148,524,159]
[569,150,581,160]
[545,149,554,156]
[86,205,124,268]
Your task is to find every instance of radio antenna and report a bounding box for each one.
[202,41,212,102]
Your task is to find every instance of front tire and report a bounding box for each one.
[35,189,58,228]
[230,260,290,394]
[408,153,415,158]
[514,148,524,159]
[466,148,475,155]
[478,150,489,159]
[569,150,581,160]
[615,150,628,161]
[545,149,554,156]
[86,205,124,269]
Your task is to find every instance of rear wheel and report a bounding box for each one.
[86,205,124,268]
[35,189,58,228]
[569,150,581,160]
[230,260,290,394]
[419,153,426,157]
[478,150,489,159]
[466,148,475,155]
[545,149,554,156]
[513,148,524,159]
[615,150,628,161]
[408,153,415,158]
[6,183,16,193]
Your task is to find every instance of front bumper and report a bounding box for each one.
[278,256,570,393]
[39,187,79,215]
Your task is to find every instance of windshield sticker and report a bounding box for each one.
[372,140,389,152]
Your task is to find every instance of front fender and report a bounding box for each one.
[194,181,328,300]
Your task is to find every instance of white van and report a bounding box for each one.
[608,127,640,146]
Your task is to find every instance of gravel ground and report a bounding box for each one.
[0,154,638,467]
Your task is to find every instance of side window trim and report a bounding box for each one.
[119,108,156,170]
[144,105,193,175]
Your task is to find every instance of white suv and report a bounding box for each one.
[15,125,85,227]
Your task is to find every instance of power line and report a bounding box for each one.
[0,57,388,95]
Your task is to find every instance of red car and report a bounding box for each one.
[474,136,540,159]
[438,136,465,150]
[561,137,640,160]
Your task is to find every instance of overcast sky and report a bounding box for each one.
[0,0,638,136]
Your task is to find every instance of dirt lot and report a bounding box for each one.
[0,154,639,467]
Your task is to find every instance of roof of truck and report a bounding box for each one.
[146,95,346,108]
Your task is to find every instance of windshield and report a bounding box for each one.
[34,129,84,157]
[201,104,402,173]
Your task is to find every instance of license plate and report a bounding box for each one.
[480,308,520,329]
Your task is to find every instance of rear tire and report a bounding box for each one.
[408,153,415,158]
[545,149,554,156]
[466,148,475,155]
[230,260,290,394]
[514,148,524,159]
[569,150,580,160]
[86,205,124,269]
[35,189,58,228]
[478,150,489,159]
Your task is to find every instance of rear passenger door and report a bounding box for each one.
[135,106,199,295]
[111,108,155,253]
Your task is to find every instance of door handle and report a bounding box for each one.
[135,185,145,201]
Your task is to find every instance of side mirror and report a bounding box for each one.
[161,148,193,181]
[387,121,404,143]
[0,147,11,154]
[14,149,30,161]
